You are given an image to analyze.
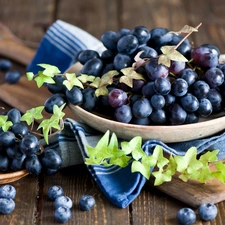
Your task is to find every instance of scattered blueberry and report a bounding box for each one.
[198,203,218,221]
[0,198,15,214]
[0,185,16,199]
[0,59,12,71]
[5,70,21,84]
[54,206,72,223]
[54,196,73,209]
[176,207,196,225]
[48,185,64,201]
[79,195,95,211]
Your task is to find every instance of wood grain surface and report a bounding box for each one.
[1,0,225,225]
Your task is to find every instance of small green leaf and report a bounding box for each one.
[120,67,146,88]
[100,70,119,86]
[174,147,199,172]
[152,145,169,169]
[169,25,198,35]
[214,162,225,183]
[63,73,84,90]
[152,168,172,186]
[37,64,61,76]
[0,115,13,132]
[95,85,108,97]
[26,72,34,81]
[90,77,101,88]
[131,160,151,179]
[20,106,44,125]
[34,72,55,88]
[199,150,219,164]
[158,54,171,67]
[78,74,96,83]
[110,154,131,167]
[161,46,188,62]
[52,104,66,120]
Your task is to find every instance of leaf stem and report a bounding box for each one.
[174,23,202,50]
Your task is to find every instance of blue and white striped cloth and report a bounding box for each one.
[27,20,105,74]
[28,20,225,208]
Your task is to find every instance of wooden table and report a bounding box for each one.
[1,0,225,224]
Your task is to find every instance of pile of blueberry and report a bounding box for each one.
[0,183,219,224]
[0,108,62,175]
[44,25,225,126]
[177,204,218,225]
[0,184,16,215]
[48,185,95,223]
[0,184,96,223]
[0,59,21,84]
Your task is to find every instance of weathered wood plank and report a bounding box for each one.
[56,0,119,39]
[0,176,39,225]
[0,0,56,46]
[38,165,130,225]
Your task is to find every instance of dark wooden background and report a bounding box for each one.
[1,0,225,50]
[1,0,225,225]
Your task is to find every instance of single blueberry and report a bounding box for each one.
[5,70,21,84]
[79,195,95,211]
[0,198,15,214]
[176,207,196,225]
[48,185,64,201]
[54,196,73,209]
[0,59,12,71]
[0,185,16,199]
[198,203,218,221]
[54,206,72,223]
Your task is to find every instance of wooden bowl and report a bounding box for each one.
[0,170,29,184]
[67,56,225,143]
[69,104,225,143]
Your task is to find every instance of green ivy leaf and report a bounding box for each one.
[158,54,171,67]
[37,64,61,76]
[52,104,66,120]
[197,165,214,183]
[199,150,219,164]
[78,74,96,83]
[34,71,55,88]
[0,115,13,132]
[90,70,119,96]
[174,147,202,173]
[152,168,172,186]
[95,85,108,97]
[160,46,188,62]
[121,136,144,160]
[120,67,146,88]
[152,145,169,169]
[20,106,44,125]
[169,25,198,35]
[213,162,225,183]
[131,160,151,179]
[26,72,34,81]
[63,73,84,90]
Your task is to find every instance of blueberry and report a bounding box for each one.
[0,185,16,199]
[0,59,12,71]
[198,203,218,221]
[0,198,15,214]
[39,148,62,170]
[176,207,196,225]
[5,70,21,84]
[48,185,64,201]
[54,206,72,223]
[79,195,95,211]
[54,196,73,209]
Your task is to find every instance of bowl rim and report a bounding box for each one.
[69,104,225,130]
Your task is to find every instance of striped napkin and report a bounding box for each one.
[28,20,225,208]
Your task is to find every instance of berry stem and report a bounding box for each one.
[174,23,202,50]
